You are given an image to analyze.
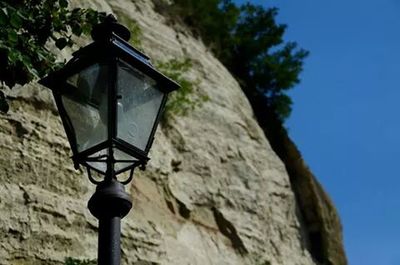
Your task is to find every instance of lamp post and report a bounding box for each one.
[39,15,180,265]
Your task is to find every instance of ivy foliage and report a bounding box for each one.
[64,258,96,265]
[0,0,105,112]
[153,0,308,121]
[156,58,206,118]
[113,13,205,118]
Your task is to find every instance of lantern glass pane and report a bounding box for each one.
[87,148,108,173]
[116,60,164,151]
[86,148,136,174]
[62,63,109,152]
[114,148,137,172]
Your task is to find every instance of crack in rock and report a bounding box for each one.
[211,207,248,255]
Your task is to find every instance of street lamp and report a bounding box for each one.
[39,15,180,265]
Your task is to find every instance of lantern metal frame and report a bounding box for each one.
[40,20,179,182]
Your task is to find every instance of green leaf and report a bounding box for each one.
[64,257,96,265]
[0,8,7,25]
[59,0,68,8]
[10,11,22,28]
[20,54,32,68]
[7,30,18,44]
[81,23,91,34]
[55,38,68,50]
[8,50,21,64]
[71,23,83,36]
[27,66,39,77]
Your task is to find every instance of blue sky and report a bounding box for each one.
[234,1,400,264]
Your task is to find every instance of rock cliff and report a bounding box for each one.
[0,0,346,264]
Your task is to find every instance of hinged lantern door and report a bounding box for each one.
[58,62,110,173]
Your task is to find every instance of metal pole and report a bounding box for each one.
[98,216,121,265]
[88,178,132,265]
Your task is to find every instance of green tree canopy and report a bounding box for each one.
[154,0,308,121]
[0,0,105,112]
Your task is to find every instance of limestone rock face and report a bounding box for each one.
[0,1,343,264]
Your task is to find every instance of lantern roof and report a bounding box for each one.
[40,17,179,94]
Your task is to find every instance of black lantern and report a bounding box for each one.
[40,15,179,182]
[39,15,179,265]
